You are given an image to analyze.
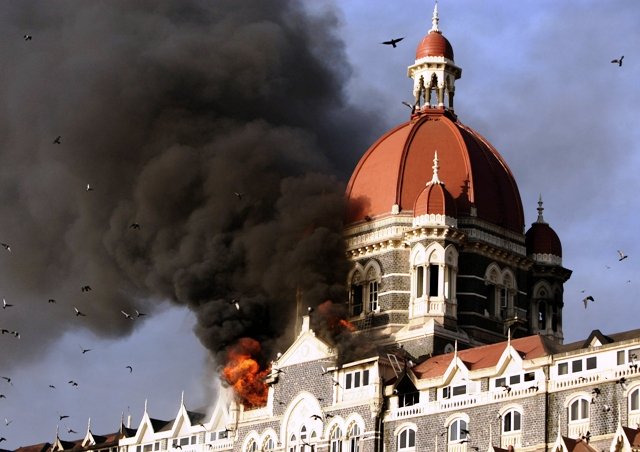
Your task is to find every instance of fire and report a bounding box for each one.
[221,337,270,408]
[317,300,355,334]
[338,318,356,332]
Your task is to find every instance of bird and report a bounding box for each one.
[2,298,13,309]
[0,329,8,335]
[126,366,133,373]
[501,384,512,393]
[67,428,77,434]
[74,307,87,317]
[68,380,78,387]
[0,243,10,252]
[460,428,471,436]
[1,377,12,385]
[129,223,141,230]
[134,309,146,317]
[528,384,539,392]
[310,414,323,420]
[11,331,20,339]
[602,404,612,413]
[229,299,240,310]
[618,250,628,261]
[0,395,5,399]
[611,56,624,66]
[48,385,56,389]
[381,37,404,48]
[59,415,69,420]
[121,310,135,320]
[233,192,243,200]
[592,388,601,396]
[617,377,628,389]
[4,418,12,426]
[24,34,32,41]
[175,446,182,450]
[81,285,92,292]
[582,295,595,309]
[48,298,56,303]
[53,136,62,144]
[80,347,92,354]
[0,437,6,443]
[582,431,591,443]
[86,183,94,192]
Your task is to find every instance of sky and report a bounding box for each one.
[1,0,639,448]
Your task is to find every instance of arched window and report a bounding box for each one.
[569,398,589,422]
[448,418,468,443]
[262,437,275,452]
[349,262,381,316]
[397,427,416,451]
[347,423,361,452]
[330,427,343,452]
[246,439,258,452]
[350,271,364,316]
[502,409,522,433]
[630,387,640,412]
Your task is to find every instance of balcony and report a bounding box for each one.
[568,420,590,439]
[500,432,522,449]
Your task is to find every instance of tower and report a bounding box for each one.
[343,3,571,358]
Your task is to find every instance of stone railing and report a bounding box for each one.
[568,420,590,439]
[501,432,522,448]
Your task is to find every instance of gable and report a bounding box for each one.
[276,328,334,368]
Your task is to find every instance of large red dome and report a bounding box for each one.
[345,109,525,233]
[416,31,454,60]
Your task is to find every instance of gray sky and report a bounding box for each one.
[1,0,639,448]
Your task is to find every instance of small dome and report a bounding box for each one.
[414,182,457,217]
[416,31,454,60]
[526,222,562,257]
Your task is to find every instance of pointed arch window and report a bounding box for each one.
[347,423,361,452]
[397,427,416,451]
[349,263,381,316]
[246,440,258,452]
[262,437,275,452]
[330,426,343,452]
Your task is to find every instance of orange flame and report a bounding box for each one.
[338,318,356,332]
[221,338,269,408]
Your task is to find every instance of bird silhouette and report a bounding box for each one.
[0,437,6,443]
[81,285,92,292]
[80,347,92,354]
[618,250,628,261]
[0,395,5,399]
[68,428,77,434]
[233,192,243,200]
[23,34,32,41]
[0,329,8,335]
[68,380,78,387]
[2,298,13,309]
[381,37,404,48]
[126,366,133,373]
[611,56,624,66]
[134,309,146,317]
[592,388,601,396]
[310,414,323,420]
[86,183,93,191]
[48,385,56,389]
[74,307,87,317]
[121,310,134,320]
[1,377,12,385]
[501,384,512,393]
[129,223,141,230]
[59,415,69,420]
[230,299,240,310]
[53,136,62,144]
[0,243,10,252]
[48,298,56,303]
[582,295,595,309]
[4,418,12,426]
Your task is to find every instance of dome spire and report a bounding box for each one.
[427,150,442,185]
[430,0,440,33]
[536,194,546,223]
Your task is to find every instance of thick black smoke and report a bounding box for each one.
[0,0,381,369]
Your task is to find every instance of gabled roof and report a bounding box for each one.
[412,335,555,379]
[121,425,137,438]
[14,442,51,452]
[559,436,597,452]
[622,426,640,447]
[149,418,172,433]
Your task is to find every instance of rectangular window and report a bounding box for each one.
[180,438,189,446]
[452,385,466,396]
[416,266,425,297]
[442,387,451,399]
[558,362,568,375]
[154,443,160,451]
[429,264,439,297]
[354,372,361,388]
[191,436,197,445]
[210,432,217,442]
[618,350,626,365]
[143,445,153,452]
[363,369,370,386]
[369,281,378,311]
[524,372,535,382]
[629,348,640,362]
[495,377,506,388]
[509,375,521,385]
[572,360,583,373]
[346,373,353,389]
[136,446,141,452]
[352,285,363,316]
[586,357,597,370]
[219,431,228,439]
[500,288,508,308]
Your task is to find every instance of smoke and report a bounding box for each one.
[0,0,381,370]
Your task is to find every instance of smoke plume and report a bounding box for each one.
[0,0,381,370]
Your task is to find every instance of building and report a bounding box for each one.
[18,5,640,452]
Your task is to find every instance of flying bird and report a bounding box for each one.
[81,285,92,292]
[4,418,11,426]
[229,299,240,310]
[129,223,141,230]
[121,310,134,320]
[611,55,624,66]
[24,34,32,41]
[582,295,595,309]
[74,307,87,317]
[381,37,404,48]
[0,437,6,443]
[618,250,628,261]
[53,136,62,144]
[0,395,5,399]
[59,415,69,420]
[0,329,8,335]
[2,298,13,309]
[126,366,133,373]
[134,309,146,317]
[0,243,10,252]
[68,380,78,387]
[233,192,243,200]
[1,377,12,385]
[501,384,512,393]
[48,385,56,389]
[80,347,92,354]
[310,414,323,421]
[592,388,601,396]
[68,428,77,434]
[86,183,93,191]
[48,298,56,303]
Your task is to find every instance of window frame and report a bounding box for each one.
[569,398,590,422]
[397,427,416,451]
[502,409,522,433]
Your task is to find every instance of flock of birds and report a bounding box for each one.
[580,249,629,310]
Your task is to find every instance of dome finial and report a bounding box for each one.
[430,0,440,33]
[536,194,545,223]
[427,150,442,185]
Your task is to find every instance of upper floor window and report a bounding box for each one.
[262,437,275,451]
[502,410,522,433]
[448,418,468,443]
[246,440,258,452]
[345,369,370,390]
[349,264,381,316]
[442,384,466,399]
[569,398,589,422]
[369,281,379,312]
[397,427,416,451]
